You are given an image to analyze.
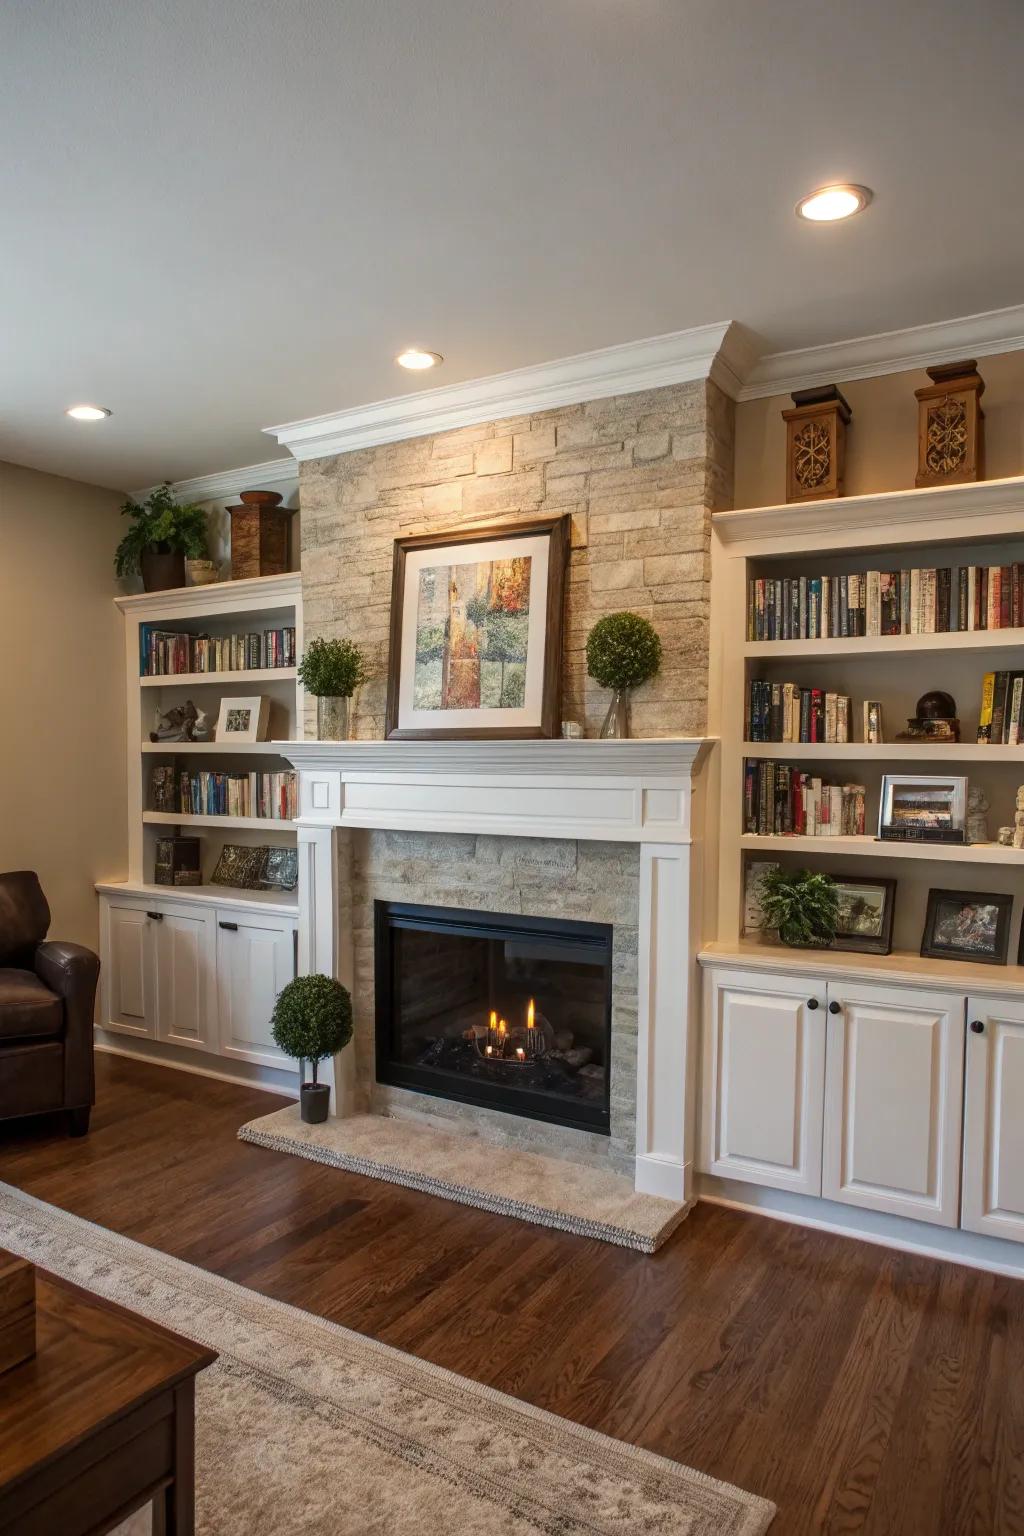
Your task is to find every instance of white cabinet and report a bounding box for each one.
[962,995,1024,1244]
[153,905,217,1053]
[822,979,964,1228]
[101,903,157,1038]
[216,910,296,1068]
[700,967,826,1195]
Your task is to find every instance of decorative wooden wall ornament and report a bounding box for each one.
[914,360,985,488]
[781,385,852,503]
[227,490,294,580]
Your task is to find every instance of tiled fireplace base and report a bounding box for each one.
[238,1104,689,1253]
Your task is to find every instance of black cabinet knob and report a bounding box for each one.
[828,1001,842,1015]
[219,921,239,932]
[970,1019,985,1034]
[145,911,164,921]
[807,998,820,1010]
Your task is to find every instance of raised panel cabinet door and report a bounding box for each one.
[154,907,217,1052]
[700,967,826,1195]
[822,980,964,1227]
[216,913,296,1068]
[103,903,157,1037]
[962,996,1024,1244]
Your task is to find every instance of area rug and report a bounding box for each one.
[238,1103,688,1253]
[0,1181,774,1534]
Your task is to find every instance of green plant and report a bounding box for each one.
[759,867,840,948]
[297,636,367,697]
[270,973,353,1084]
[586,612,662,692]
[114,484,208,577]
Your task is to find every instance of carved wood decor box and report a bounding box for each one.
[915,359,985,488]
[227,490,294,579]
[781,384,852,503]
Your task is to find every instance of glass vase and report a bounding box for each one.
[599,688,632,739]
[317,695,350,741]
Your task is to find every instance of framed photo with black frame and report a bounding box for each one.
[921,887,1013,966]
[829,873,897,955]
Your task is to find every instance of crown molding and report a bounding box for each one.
[264,322,745,462]
[114,569,301,616]
[739,302,1024,401]
[131,457,299,505]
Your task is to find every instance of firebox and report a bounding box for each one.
[374,901,613,1133]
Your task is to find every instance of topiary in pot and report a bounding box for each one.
[585,611,662,738]
[297,636,368,741]
[271,973,354,1123]
[758,867,840,949]
[114,483,209,592]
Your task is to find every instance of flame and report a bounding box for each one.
[489,1009,497,1030]
[527,998,535,1030]
[498,1018,507,1037]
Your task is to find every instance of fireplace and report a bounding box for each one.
[374,900,613,1133]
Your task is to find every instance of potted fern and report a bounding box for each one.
[271,973,354,1123]
[297,636,367,741]
[585,611,662,738]
[758,867,840,948]
[115,484,209,591]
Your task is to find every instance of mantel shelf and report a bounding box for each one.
[279,736,714,779]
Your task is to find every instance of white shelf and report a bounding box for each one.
[143,812,296,831]
[699,940,1024,1000]
[140,667,297,687]
[96,880,297,916]
[741,742,1024,762]
[141,741,293,755]
[740,833,1024,865]
[115,571,301,618]
[744,630,1024,661]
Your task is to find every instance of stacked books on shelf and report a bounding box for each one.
[152,767,297,820]
[140,626,296,677]
[978,670,1024,745]
[747,680,851,743]
[744,760,867,837]
[747,562,1024,641]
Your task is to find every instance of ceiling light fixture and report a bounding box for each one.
[796,184,872,223]
[395,348,443,371]
[65,404,112,421]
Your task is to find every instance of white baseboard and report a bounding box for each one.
[635,1152,690,1202]
[697,1175,1024,1280]
[94,1035,300,1100]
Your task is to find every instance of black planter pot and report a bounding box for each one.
[300,1082,331,1124]
[140,547,187,592]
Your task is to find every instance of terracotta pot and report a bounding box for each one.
[140,548,186,592]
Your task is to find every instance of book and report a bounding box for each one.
[977,672,996,743]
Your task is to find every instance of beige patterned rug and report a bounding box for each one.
[238,1104,688,1253]
[0,1181,774,1534]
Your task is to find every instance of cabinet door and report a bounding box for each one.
[962,996,1024,1244]
[823,980,964,1227]
[102,903,157,1037]
[154,906,217,1052]
[700,966,826,1195]
[216,911,296,1068]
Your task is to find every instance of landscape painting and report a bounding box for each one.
[413,555,532,712]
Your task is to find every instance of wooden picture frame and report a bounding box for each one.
[829,873,896,955]
[384,515,571,741]
[921,888,1013,966]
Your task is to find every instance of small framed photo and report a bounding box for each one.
[879,774,966,843]
[742,859,780,935]
[921,888,1013,966]
[215,695,270,744]
[830,873,896,954]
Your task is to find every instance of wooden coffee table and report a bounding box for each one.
[0,1254,216,1536]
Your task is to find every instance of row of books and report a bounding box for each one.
[978,671,1024,745]
[747,563,1024,641]
[140,626,296,677]
[156,770,297,821]
[746,680,853,743]
[744,760,867,838]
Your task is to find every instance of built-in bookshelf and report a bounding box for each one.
[110,572,303,911]
[708,475,1024,983]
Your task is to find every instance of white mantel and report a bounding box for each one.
[281,736,715,1203]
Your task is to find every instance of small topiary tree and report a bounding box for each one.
[297,636,367,698]
[586,611,662,692]
[271,973,353,1084]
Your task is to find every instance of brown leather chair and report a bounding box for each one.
[0,872,98,1135]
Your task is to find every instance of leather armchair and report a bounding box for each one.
[0,871,98,1135]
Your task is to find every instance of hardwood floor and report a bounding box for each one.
[3,1053,1023,1534]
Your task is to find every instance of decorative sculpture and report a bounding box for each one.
[149,700,209,743]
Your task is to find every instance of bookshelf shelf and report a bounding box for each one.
[96,879,297,917]
[744,630,1024,661]
[739,832,1024,864]
[140,741,294,755]
[741,742,1024,762]
[143,811,297,831]
[140,667,297,687]
[698,939,1024,1000]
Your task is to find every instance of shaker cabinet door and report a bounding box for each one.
[962,996,1024,1245]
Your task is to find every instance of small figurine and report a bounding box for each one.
[895,690,960,744]
[1015,785,1024,850]
[966,786,990,846]
[998,826,1014,847]
[150,700,209,743]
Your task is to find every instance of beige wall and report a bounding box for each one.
[735,349,1024,509]
[300,379,734,740]
[0,461,127,952]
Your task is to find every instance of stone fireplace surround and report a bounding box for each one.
[282,737,710,1202]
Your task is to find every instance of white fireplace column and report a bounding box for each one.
[284,738,714,1203]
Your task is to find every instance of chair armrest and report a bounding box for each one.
[35,941,100,1001]
[35,941,99,1110]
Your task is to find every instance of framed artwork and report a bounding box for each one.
[878,774,967,843]
[262,846,299,891]
[215,695,270,744]
[210,845,268,889]
[829,873,896,954]
[384,515,571,740]
[742,859,780,935]
[921,888,1013,966]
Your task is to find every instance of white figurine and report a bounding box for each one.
[966,785,990,846]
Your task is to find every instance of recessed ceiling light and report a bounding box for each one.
[796,184,872,222]
[65,404,112,421]
[395,348,443,371]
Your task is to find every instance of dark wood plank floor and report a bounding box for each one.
[2,1054,1022,1534]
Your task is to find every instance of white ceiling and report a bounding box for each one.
[3,0,1023,491]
